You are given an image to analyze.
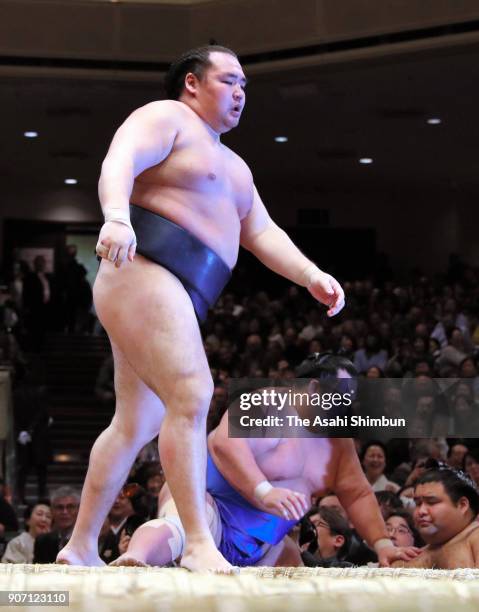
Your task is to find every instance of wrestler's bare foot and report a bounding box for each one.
[180,540,237,574]
[109,554,149,568]
[56,545,106,567]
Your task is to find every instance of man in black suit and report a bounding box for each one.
[33,487,79,563]
[22,255,55,351]
[99,485,146,564]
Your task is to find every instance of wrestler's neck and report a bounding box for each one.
[426,518,478,549]
[179,98,230,141]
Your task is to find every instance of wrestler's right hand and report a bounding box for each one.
[261,487,309,521]
[96,221,137,268]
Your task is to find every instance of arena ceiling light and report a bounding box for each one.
[274,136,288,143]
[427,117,442,125]
[359,157,373,164]
[24,131,38,138]
[64,178,78,185]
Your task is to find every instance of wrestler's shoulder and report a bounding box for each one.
[468,523,479,543]
[130,100,192,124]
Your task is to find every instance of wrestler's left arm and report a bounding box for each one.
[333,439,420,566]
[240,185,345,317]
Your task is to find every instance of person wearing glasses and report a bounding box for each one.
[33,487,80,563]
[112,354,420,568]
[300,506,353,567]
[99,483,146,564]
[385,509,423,548]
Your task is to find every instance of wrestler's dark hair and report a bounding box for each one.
[415,460,479,517]
[295,352,357,379]
[385,508,424,547]
[164,45,238,100]
[310,506,352,559]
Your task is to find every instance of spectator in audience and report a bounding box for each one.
[354,334,388,375]
[361,441,400,493]
[385,509,422,548]
[7,259,30,313]
[318,494,347,520]
[437,327,468,375]
[0,478,19,545]
[428,338,441,365]
[397,485,416,510]
[33,487,79,563]
[365,365,384,379]
[94,354,115,404]
[375,491,403,519]
[2,503,52,563]
[300,506,353,567]
[463,448,479,487]
[459,358,479,396]
[136,462,165,519]
[447,442,469,470]
[317,493,377,566]
[298,308,323,342]
[60,245,89,334]
[13,364,51,503]
[337,333,356,360]
[451,386,479,436]
[100,483,146,563]
[408,394,448,438]
[22,255,54,351]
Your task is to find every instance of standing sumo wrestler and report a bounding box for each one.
[57,46,345,572]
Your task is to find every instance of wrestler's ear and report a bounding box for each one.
[307,379,321,395]
[457,495,470,515]
[184,72,201,96]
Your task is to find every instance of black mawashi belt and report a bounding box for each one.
[130,204,231,323]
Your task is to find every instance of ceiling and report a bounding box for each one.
[2,33,479,200]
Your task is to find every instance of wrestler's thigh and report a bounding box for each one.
[110,341,165,434]
[158,483,215,511]
[94,256,210,400]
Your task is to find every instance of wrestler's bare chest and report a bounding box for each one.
[256,438,336,496]
[130,114,253,266]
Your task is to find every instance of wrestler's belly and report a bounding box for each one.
[130,184,242,269]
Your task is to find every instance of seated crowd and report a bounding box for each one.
[0,253,479,567]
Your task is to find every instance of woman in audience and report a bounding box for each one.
[361,441,400,493]
[2,503,52,563]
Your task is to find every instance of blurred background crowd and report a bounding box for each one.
[0,247,478,566]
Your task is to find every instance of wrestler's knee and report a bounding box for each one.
[167,372,214,420]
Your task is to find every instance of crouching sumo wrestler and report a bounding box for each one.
[113,354,420,567]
